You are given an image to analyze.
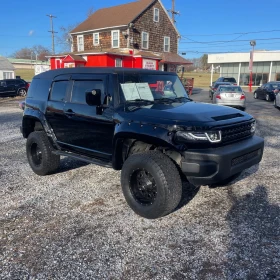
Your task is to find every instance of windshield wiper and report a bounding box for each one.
[174,96,193,102]
[154,97,176,103]
[126,99,154,104]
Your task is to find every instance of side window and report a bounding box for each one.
[50,81,68,102]
[71,80,104,104]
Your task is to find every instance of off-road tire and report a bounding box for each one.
[121,151,182,219]
[26,131,60,175]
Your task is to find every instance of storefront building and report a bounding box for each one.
[208,51,280,87]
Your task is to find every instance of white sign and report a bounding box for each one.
[120,83,154,101]
[35,65,50,75]
[143,59,156,70]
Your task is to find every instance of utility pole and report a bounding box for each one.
[168,0,179,24]
[46,14,58,54]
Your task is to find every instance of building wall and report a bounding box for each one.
[71,0,178,54]
[0,70,14,79]
[131,1,178,53]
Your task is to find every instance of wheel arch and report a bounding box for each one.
[112,131,182,170]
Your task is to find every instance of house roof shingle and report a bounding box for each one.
[161,53,192,65]
[0,56,15,70]
[71,0,156,34]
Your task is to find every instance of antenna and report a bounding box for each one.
[168,0,180,24]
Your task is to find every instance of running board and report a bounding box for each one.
[53,150,112,168]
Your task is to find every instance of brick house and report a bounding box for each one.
[49,0,191,71]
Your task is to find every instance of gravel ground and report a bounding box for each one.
[0,93,279,280]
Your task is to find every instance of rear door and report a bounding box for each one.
[61,74,114,159]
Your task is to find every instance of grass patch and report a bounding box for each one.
[181,72,219,89]
[15,69,35,82]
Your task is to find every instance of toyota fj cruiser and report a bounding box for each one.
[21,68,264,219]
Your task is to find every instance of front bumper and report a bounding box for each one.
[181,135,264,186]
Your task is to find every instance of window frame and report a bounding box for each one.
[93,32,99,46]
[142,32,149,49]
[154,8,159,22]
[77,35,84,52]
[111,30,120,48]
[164,36,170,52]
[49,80,69,102]
[115,58,122,67]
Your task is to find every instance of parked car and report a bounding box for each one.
[274,92,280,110]
[21,67,264,219]
[209,82,233,100]
[0,78,29,98]
[253,82,280,101]
[213,85,246,111]
[215,77,237,84]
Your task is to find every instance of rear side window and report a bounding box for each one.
[27,78,52,100]
[50,81,68,102]
[71,80,105,104]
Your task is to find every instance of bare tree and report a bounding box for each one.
[11,45,51,60]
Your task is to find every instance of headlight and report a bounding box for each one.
[251,121,256,133]
[175,130,222,143]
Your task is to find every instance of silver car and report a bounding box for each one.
[274,92,280,110]
[213,85,246,111]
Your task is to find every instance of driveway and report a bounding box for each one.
[0,93,279,280]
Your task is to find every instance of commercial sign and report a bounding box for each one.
[143,59,156,70]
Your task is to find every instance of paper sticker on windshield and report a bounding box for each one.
[121,83,140,100]
[121,83,154,101]
[135,83,154,101]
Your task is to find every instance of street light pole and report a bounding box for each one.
[249,40,256,93]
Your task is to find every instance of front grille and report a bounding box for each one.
[221,121,254,144]
[231,149,261,166]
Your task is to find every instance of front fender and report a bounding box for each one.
[112,121,179,170]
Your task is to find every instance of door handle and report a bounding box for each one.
[65,110,75,116]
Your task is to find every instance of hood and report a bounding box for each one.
[118,101,253,127]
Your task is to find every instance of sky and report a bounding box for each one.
[1,0,280,59]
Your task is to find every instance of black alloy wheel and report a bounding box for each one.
[130,169,157,205]
[30,142,43,166]
[26,131,60,175]
[121,151,182,219]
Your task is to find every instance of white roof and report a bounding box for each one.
[208,51,280,64]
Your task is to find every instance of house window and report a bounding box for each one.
[164,36,170,52]
[93,33,99,46]
[77,35,84,51]
[3,72,13,79]
[154,8,159,22]
[111,30,120,48]
[142,32,149,49]
[115,58,122,67]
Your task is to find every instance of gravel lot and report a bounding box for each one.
[0,92,279,280]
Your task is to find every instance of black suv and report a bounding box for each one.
[21,68,264,219]
[0,78,29,97]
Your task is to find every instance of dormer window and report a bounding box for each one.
[142,32,149,49]
[111,30,120,48]
[93,33,99,46]
[154,8,159,22]
[77,35,84,52]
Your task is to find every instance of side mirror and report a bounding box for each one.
[86,89,102,106]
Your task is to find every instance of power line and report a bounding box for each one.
[180,37,280,44]
[180,29,280,37]
[46,14,58,54]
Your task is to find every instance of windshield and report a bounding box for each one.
[271,83,280,89]
[223,78,236,83]
[119,73,189,102]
